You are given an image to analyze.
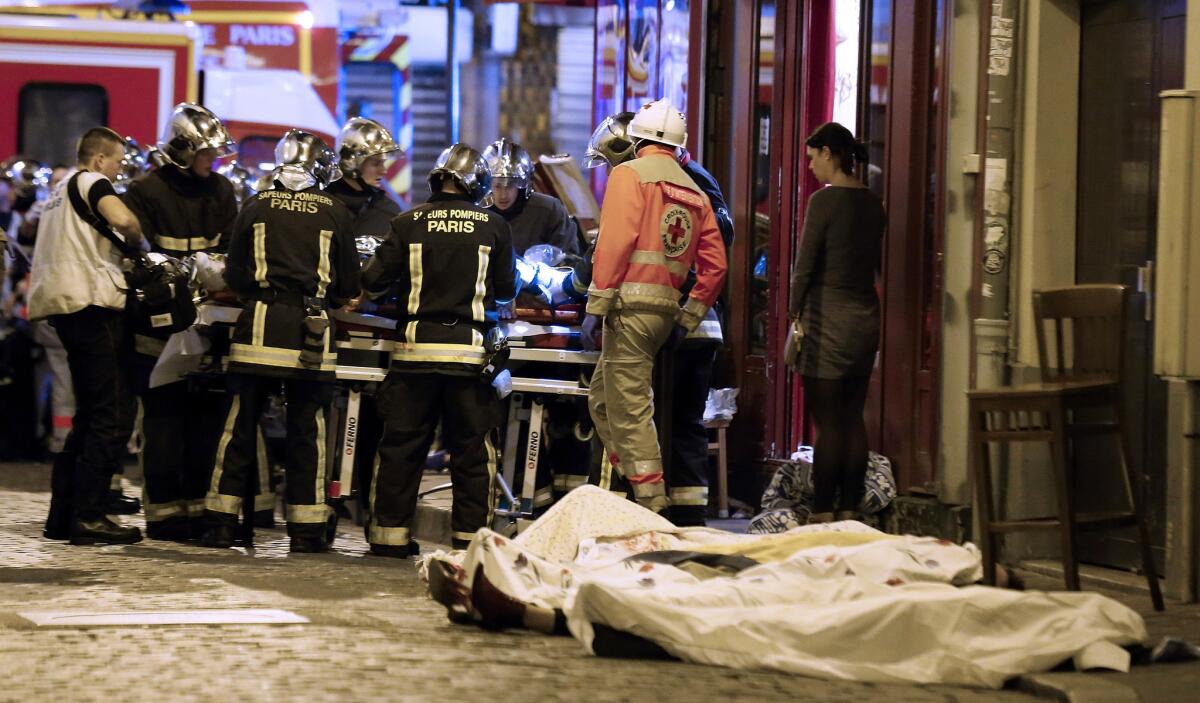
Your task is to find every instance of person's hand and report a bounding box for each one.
[498,301,515,320]
[581,314,602,351]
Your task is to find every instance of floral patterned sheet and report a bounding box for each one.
[423,486,1146,688]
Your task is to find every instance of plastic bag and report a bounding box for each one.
[702,388,740,422]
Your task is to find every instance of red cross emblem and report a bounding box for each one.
[666,216,688,248]
[660,206,692,257]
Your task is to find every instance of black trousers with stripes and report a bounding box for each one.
[141,381,227,523]
[206,375,332,539]
[372,371,499,549]
[666,342,719,527]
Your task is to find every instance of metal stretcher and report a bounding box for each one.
[329,310,598,530]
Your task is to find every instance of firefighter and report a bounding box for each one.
[584,112,735,526]
[328,117,403,238]
[581,99,728,514]
[482,138,579,258]
[122,103,273,540]
[482,138,587,512]
[327,117,404,516]
[361,143,515,556]
[201,130,359,552]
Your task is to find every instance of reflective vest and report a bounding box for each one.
[586,146,728,331]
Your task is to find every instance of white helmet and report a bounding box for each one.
[628,98,687,149]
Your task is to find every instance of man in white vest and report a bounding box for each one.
[27,127,145,545]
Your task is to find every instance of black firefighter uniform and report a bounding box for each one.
[204,187,360,539]
[122,165,271,531]
[361,191,516,550]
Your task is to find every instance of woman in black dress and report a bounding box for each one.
[789,122,886,523]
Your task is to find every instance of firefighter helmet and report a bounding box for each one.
[482,138,534,194]
[336,117,402,179]
[217,161,259,204]
[583,112,636,169]
[113,138,148,194]
[428,143,491,204]
[272,130,341,191]
[157,103,236,169]
[628,98,687,149]
[3,159,51,197]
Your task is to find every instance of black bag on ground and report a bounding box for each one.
[66,173,196,335]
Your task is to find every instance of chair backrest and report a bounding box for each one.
[1032,284,1129,383]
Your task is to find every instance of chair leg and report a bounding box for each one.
[970,409,997,586]
[1050,403,1080,591]
[1114,406,1165,611]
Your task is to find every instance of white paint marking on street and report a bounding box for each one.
[17,609,309,627]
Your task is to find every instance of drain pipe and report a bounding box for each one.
[969,0,1019,532]
[971,0,1018,392]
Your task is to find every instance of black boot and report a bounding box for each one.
[200,524,236,549]
[289,535,329,553]
[104,490,141,515]
[70,517,143,545]
[146,517,192,542]
[369,540,419,559]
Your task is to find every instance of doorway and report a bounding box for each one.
[1075,0,1185,573]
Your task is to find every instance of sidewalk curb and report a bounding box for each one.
[1016,674,1140,703]
[413,501,451,546]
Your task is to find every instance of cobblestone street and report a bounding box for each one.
[1,463,1196,703]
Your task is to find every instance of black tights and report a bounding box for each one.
[803,375,871,514]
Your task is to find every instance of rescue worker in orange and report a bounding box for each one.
[581,99,728,513]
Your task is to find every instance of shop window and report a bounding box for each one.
[18,83,108,166]
[748,0,775,356]
[862,1,890,196]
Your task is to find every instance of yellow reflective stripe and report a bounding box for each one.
[407,242,423,314]
[286,503,330,523]
[629,250,689,277]
[229,343,337,371]
[533,486,554,508]
[472,244,491,322]
[553,474,587,491]
[669,486,709,506]
[144,500,184,522]
[315,229,332,298]
[184,499,206,517]
[134,334,166,357]
[251,301,266,346]
[253,222,268,286]
[206,493,242,515]
[256,428,272,508]
[207,396,242,514]
[632,481,666,499]
[369,523,410,546]
[315,405,327,503]
[599,452,613,490]
[390,352,485,365]
[628,459,663,476]
[368,451,382,527]
[452,530,478,543]
[485,432,498,526]
[404,320,418,345]
[471,328,483,348]
[155,233,221,251]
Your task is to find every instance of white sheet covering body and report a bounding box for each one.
[425,486,1147,688]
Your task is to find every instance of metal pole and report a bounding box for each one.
[447,0,461,145]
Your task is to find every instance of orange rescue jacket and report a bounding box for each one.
[586,145,728,331]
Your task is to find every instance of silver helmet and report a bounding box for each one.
[4,159,51,197]
[157,102,236,169]
[113,138,148,194]
[217,161,258,204]
[583,112,636,169]
[336,117,402,179]
[271,130,340,191]
[481,138,534,194]
[428,143,491,204]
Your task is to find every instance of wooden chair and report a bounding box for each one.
[967,284,1164,610]
[703,418,730,518]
